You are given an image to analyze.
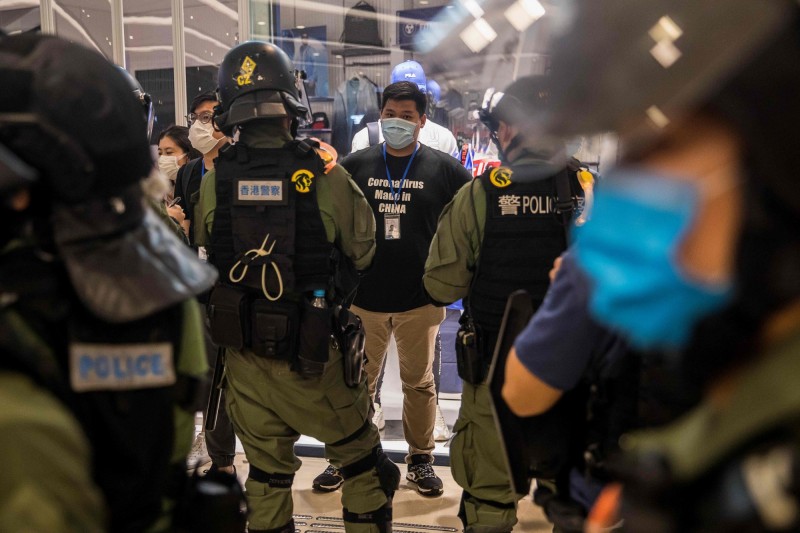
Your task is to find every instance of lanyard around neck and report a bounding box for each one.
[382,142,419,206]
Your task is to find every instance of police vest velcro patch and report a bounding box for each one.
[234,178,288,206]
[69,343,176,392]
[493,192,556,217]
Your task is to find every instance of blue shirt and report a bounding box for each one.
[514,251,617,391]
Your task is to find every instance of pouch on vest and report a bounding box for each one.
[297,298,332,377]
[208,284,250,350]
[455,315,485,384]
[251,299,298,360]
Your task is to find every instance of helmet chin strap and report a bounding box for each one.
[492,131,523,164]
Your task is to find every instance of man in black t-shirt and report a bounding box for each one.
[313,81,470,497]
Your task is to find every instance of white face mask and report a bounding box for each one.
[158,154,186,181]
[189,120,221,155]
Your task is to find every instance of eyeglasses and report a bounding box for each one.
[186,111,214,125]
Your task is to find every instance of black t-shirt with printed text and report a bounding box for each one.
[342,143,471,312]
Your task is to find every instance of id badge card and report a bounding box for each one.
[384,214,401,240]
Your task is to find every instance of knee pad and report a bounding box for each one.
[459,491,517,533]
[247,519,294,533]
[343,503,392,533]
[248,465,294,489]
[375,450,401,497]
[341,446,400,498]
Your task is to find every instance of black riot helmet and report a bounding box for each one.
[543,0,795,157]
[0,34,153,204]
[479,75,551,132]
[118,66,155,143]
[479,75,561,166]
[0,34,216,322]
[215,40,308,136]
[542,0,800,385]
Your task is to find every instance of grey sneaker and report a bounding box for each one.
[406,455,443,496]
[372,403,386,430]
[312,464,344,492]
[187,432,211,469]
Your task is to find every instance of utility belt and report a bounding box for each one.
[207,284,365,384]
[455,314,490,385]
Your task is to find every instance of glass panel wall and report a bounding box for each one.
[50,0,113,60]
[123,0,175,141]
[184,0,239,112]
[0,2,41,35]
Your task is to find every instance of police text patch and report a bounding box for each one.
[494,193,556,217]
[234,179,288,205]
[70,343,176,392]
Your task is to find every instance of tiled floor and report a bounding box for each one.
[225,455,553,532]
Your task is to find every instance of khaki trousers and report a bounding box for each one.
[353,304,446,460]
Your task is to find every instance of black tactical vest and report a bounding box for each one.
[0,245,187,533]
[469,165,577,355]
[209,141,333,296]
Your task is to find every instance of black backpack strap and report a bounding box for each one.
[180,157,203,203]
[554,169,574,225]
[367,122,380,147]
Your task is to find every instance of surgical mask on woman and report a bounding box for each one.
[157,153,186,181]
[189,120,221,155]
[574,168,734,350]
[381,118,418,150]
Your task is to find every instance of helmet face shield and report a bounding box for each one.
[543,0,794,149]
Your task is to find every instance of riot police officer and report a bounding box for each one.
[0,34,216,532]
[537,1,800,531]
[423,75,586,533]
[194,41,399,533]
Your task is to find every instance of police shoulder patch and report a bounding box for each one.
[292,168,315,193]
[69,342,176,392]
[489,167,513,188]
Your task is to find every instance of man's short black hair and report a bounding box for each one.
[190,91,218,113]
[381,81,426,117]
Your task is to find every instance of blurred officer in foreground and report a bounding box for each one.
[501,250,640,532]
[0,34,217,532]
[195,41,398,532]
[536,1,800,531]
[423,75,585,532]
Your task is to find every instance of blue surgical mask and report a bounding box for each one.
[381,118,417,150]
[574,168,733,350]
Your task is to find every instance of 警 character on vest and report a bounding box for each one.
[0,34,217,532]
[198,40,398,533]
